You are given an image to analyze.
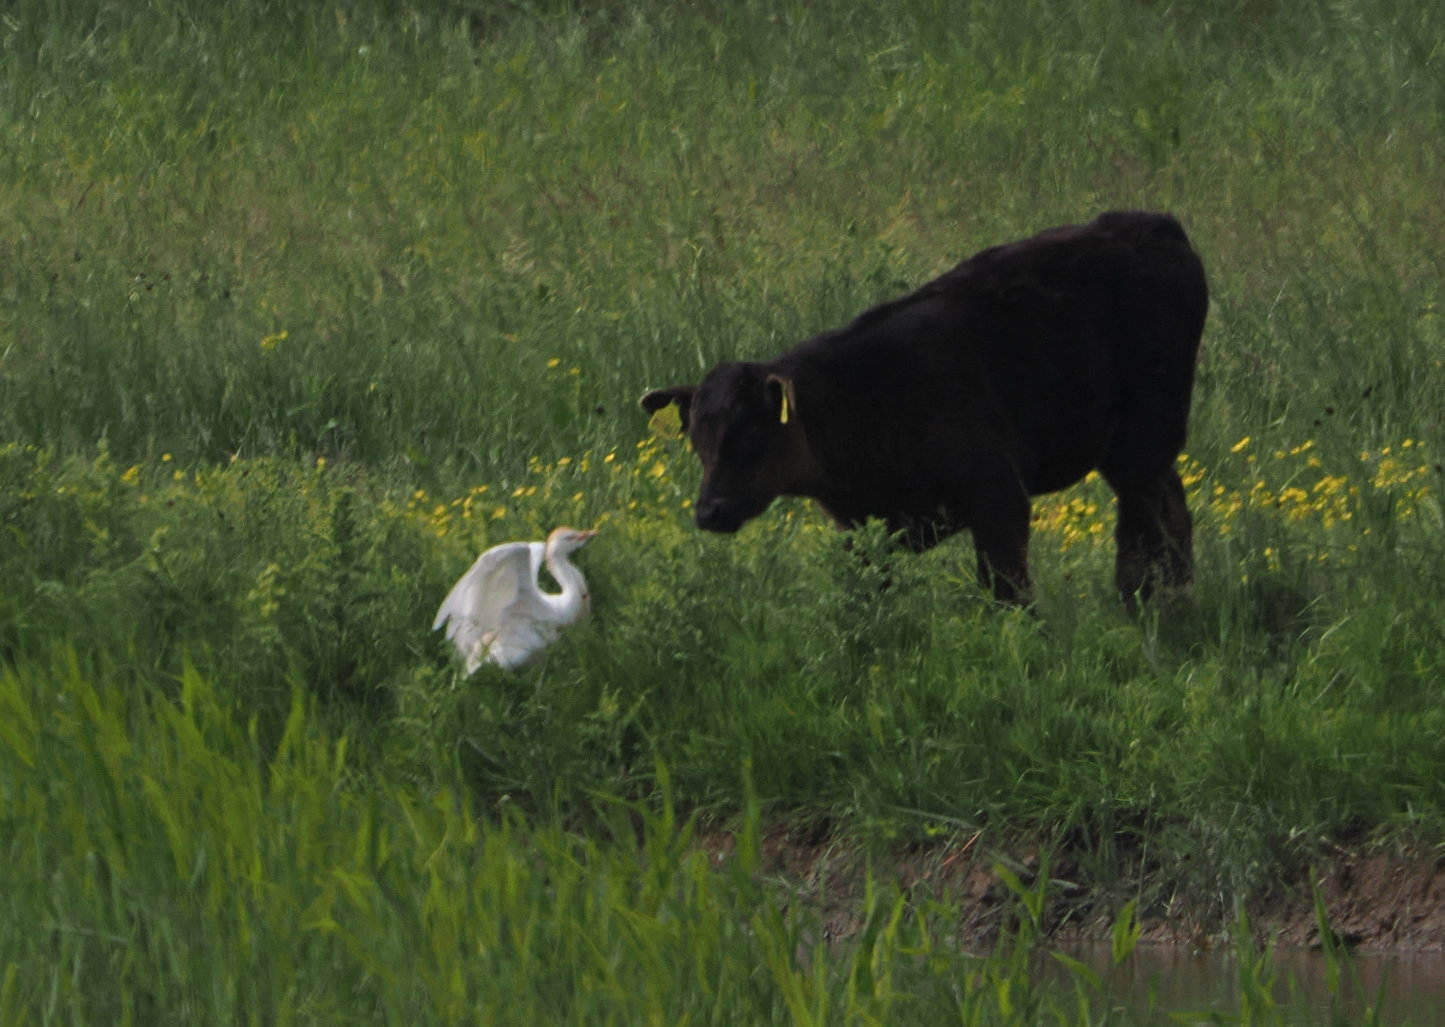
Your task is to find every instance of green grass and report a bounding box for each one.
[3,0,1444,1021]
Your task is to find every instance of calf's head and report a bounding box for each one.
[640,362,803,534]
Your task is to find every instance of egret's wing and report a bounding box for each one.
[433,542,543,668]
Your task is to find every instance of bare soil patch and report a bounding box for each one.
[700,825,1445,952]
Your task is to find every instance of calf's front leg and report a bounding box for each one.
[965,489,1032,605]
[1111,468,1193,604]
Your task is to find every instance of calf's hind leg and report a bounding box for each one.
[1104,466,1193,603]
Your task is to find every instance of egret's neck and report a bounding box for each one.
[543,551,591,624]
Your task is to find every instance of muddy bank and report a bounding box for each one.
[700,825,1445,952]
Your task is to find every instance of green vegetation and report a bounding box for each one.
[2,0,1442,1021]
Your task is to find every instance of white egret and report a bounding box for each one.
[432,526,598,672]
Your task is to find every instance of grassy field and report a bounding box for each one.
[3,0,1443,1021]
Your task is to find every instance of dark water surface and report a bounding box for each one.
[1056,943,1445,1024]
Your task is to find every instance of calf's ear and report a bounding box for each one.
[639,386,696,432]
[764,374,798,426]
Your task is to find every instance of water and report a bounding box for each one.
[1055,943,1445,1024]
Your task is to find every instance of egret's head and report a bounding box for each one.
[546,526,598,555]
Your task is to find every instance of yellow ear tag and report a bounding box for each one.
[648,403,684,440]
[768,375,796,425]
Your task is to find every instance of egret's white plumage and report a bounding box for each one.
[433,526,597,672]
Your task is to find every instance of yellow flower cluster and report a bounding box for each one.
[257,428,1439,570]
[1029,474,1110,551]
[66,429,1435,575]
[1028,437,1436,560]
[398,482,503,538]
[398,429,695,542]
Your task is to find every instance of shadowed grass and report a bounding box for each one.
[0,651,1407,1024]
